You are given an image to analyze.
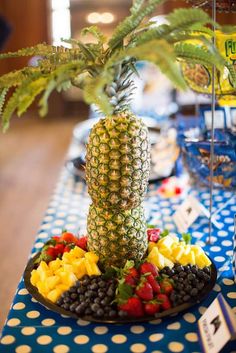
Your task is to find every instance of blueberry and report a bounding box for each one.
[85,308,92,315]
[185,285,192,293]
[183,295,191,302]
[197,282,204,291]
[118,310,128,318]
[173,274,179,281]
[197,270,204,279]
[107,287,114,297]
[177,284,184,291]
[79,295,85,302]
[91,303,100,312]
[187,273,196,281]
[98,291,105,299]
[85,290,95,298]
[79,286,86,294]
[98,280,106,288]
[70,302,78,312]
[95,308,104,317]
[101,298,111,306]
[90,283,98,290]
[57,297,63,306]
[62,303,70,310]
[69,286,77,293]
[179,271,187,278]
[190,288,198,296]
[63,296,71,303]
[178,278,184,283]
[108,310,117,318]
[94,297,101,304]
[203,273,210,282]
[176,265,184,273]
[75,303,86,314]
[180,290,186,296]
[203,267,210,274]
[70,293,78,300]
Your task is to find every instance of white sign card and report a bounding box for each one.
[198,293,236,353]
[172,194,222,233]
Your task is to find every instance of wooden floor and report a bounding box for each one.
[0,111,87,331]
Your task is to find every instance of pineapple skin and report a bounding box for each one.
[87,203,148,268]
[86,111,151,210]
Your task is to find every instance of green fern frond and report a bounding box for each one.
[81,26,106,45]
[0,43,61,59]
[108,0,164,51]
[166,8,215,30]
[130,0,145,14]
[0,68,40,89]
[0,88,9,116]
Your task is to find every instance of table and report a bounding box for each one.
[0,167,236,353]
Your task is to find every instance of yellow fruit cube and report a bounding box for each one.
[47,289,61,303]
[59,271,77,286]
[157,235,175,250]
[163,257,174,268]
[37,281,48,295]
[172,246,185,261]
[49,258,62,272]
[45,275,61,290]
[70,246,86,258]
[178,255,189,266]
[62,252,74,263]
[63,264,74,273]
[191,245,204,256]
[85,259,101,276]
[85,252,99,263]
[196,253,211,268]
[158,247,172,259]
[147,247,165,269]
[148,242,157,253]
[72,258,87,279]
[30,270,40,286]
[57,284,69,293]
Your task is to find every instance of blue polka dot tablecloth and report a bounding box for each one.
[0,169,236,353]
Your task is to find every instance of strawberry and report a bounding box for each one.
[144,301,161,315]
[76,236,88,250]
[52,236,60,242]
[135,278,153,301]
[146,274,161,293]
[124,267,139,286]
[140,262,159,277]
[160,278,173,295]
[60,232,76,243]
[157,293,172,311]
[45,247,56,260]
[54,243,65,255]
[63,245,71,253]
[118,297,144,317]
[147,228,161,242]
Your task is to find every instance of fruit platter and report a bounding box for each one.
[24,229,217,323]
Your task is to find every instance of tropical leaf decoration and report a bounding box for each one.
[0,0,235,131]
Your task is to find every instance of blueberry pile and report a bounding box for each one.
[57,275,118,318]
[160,264,211,307]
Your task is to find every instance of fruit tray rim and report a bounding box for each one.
[24,253,217,324]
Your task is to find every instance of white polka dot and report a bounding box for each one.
[7,318,21,327]
[210,246,221,252]
[130,326,145,334]
[111,334,127,344]
[185,333,198,342]
[221,210,230,216]
[151,351,163,353]
[53,345,70,353]
[213,284,221,292]
[76,319,90,326]
[15,346,31,353]
[183,313,196,323]
[74,335,90,344]
[21,327,36,336]
[54,220,65,226]
[26,310,40,319]
[41,224,51,230]
[13,302,25,310]
[149,334,164,342]
[41,318,55,326]
[168,342,184,352]
[218,230,228,237]
[130,343,147,353]
[35,242,44,249]
[214,256,225,262]
[31,298,37,303]
[1,335,15,344]
[57,327,72,335]
[223,278,234,286]
[149,319,162,325]
[93,326,108,335]
[18,288,28,295]
[38,232,49,239]
[37,335,52,345]
[167,322,181,330]
[225,218,233,224]
[91,344,108,353]
[226,250,233,256]
[222,240,232,247]
[198,306,207,315]
[227,292,236,299]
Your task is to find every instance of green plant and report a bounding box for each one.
[0,0,234,131]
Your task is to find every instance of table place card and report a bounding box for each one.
[172,194,222,233]
[198,293,236,353]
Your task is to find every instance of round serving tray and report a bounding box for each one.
[24,253,217,324]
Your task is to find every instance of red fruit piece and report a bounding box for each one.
[140,262,159,277]
[76,236,88,251]
[60,232,77,243]
[160,278,173,295]
[119,297,144,317]
[135,278,153,301]
[54,243,65,255]
[52,236,60,242]
[63,245,71,253]
[147,228,161,242]
[157,293,172,311]
[124,267,139,287]
[147,274,161,293]
[45,247,56,260]
[144,301,161,315]
[175,186,182,195]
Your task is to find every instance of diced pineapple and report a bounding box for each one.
[72,258,87,279]
[148,242,157,253]
[172,245,185,261]
[158,247,172,259]
[163,256,174,269]
[47,288,62,303]
[63,264,74,273]
[30,270,40,286]
[85,259,101,276]
[196,253,211,268]
[157,235,175,250]
[186,250,196,265]
[184,244,191,256]
[70,246,86,258]
[49,258,62,272]
[85,251,99,263]
[37,261,52,281]
[57,284,69,293]
[191,245,204,256]
[62,252,74,263]
[147,247,165,269]
[59,271,77,286]
[37,281,48,295]
[178,254,189,266]
[45,275,61,290]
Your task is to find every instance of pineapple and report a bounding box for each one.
[0,1,232,269]
[87,204,147,267]
[86,111,150,210]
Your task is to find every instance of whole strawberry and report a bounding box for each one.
[76,236,88,251]
[147,228,161,242]
[124,267,139,287]
[144,301,161,315]
[157,293,172,311]
[140,262,159,277]
[146,274,161,293]
[119,297,144,317]
[135,277,153,301]
[160,278,173,295]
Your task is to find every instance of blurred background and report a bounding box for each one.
[0,0,234,329]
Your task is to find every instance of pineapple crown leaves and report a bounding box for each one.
[0,0,235,131]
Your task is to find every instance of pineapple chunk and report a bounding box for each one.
[72,258,87,279]
[30,270,40,286]
[37,261,52,281]
[157,235,175,249]
[49,258,62,272]
[196,253,211,268]
[85,259,101,276]
[163,256,174,268]
[63,264,74,273]
[70,246,86,258]
[172,245,185,261]
[57,284,69,293]
[148,242,157,253]
[147,247,165,269]
[47,289,62,303]
[37,281,48,295]
[191,245,204,256]
[45,275,61,291]
[85,251,99,263]
[158,247,172,259]
[59,271,77,286]
[186,250,196,265]
[62,252,74,263]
